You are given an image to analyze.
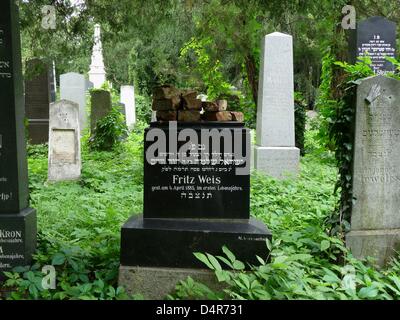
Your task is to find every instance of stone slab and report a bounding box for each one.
[90,90,111,134]
[60,72,88,132]
[256,32,295,148]
[119,266,223,300]
[349,16,396,74]
[351,76,400,230]
[24,58,51,144]
[48,100,81,182]
[0,2,30,214]
[347,229,400,267]
[254,146,300,179]
[120,215,271,269]
[120,85,136,129]
[0,208,37,274]
[144,123,250,219]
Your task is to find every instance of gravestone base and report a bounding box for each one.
[119,266,224,300]
[347,229,400,268]
[120,215,271,270]
[0,208,37,278]
[254,146,300,179]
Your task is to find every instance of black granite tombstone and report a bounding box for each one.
[350,16,397,74]
[25,58,51,144]
[0,0,37,276]
[120,122,271,269]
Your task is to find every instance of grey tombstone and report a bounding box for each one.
[350,16,396,74]
[0,0,37,275]
[48,100,81,182]
[25,58,51,144]
[90,89,112,134]
[60,72,88,133]
[347,75,400,267]
[254,32,300,179]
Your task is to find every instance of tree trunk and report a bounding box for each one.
[245,54,258,106]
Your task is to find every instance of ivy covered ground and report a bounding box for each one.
[2,122,400,300]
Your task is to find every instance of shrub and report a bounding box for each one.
[89,107,128,151]
[135,95,152,124]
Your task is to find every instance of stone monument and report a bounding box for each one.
[88,24,106,89]
[347,75,400,267]
[48,100,81,182]
[60,72,88,132]
[120,85,136,129]
[119,88,271,298]
[350,16,396,75]
[90,89,112,134]
[0,0,37,276]
[254,32,300,179]
[25,58,51,145]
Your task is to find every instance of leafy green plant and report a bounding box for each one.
[316,56,375,236]
[89,107,128,151]
[180,37,232,100]
[135,95,152,124]
[294,92,307,156]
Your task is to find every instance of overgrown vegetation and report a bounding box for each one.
[317,56,400,236]
[171,127,400,300]
[2,120,400,300]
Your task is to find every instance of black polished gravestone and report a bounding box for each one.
[25,58,51,145]
[0,1,37,276]
[350,16,397,74]
[120,122,271,269]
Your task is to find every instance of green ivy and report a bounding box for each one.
[319,55,400,236]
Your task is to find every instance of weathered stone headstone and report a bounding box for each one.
[347,75,400,267]
[90,89,112,134]
[119,122,271,298]
[0,0,37,276]
[25,58,51,144]
[350,16,396,74]
[254,32,300,179]
[88,24,106,89]
[60,72,88,132]
[120,85,136,129]
[48,100,81,182]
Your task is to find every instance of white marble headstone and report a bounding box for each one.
[120,85,136,129]
[254,32,299,179]
[48,100,81,182]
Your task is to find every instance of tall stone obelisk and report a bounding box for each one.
[254,32,300,179]
[0,0,37,275]
[88,24,106,89]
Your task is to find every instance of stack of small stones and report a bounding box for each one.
[152,85,244,122]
